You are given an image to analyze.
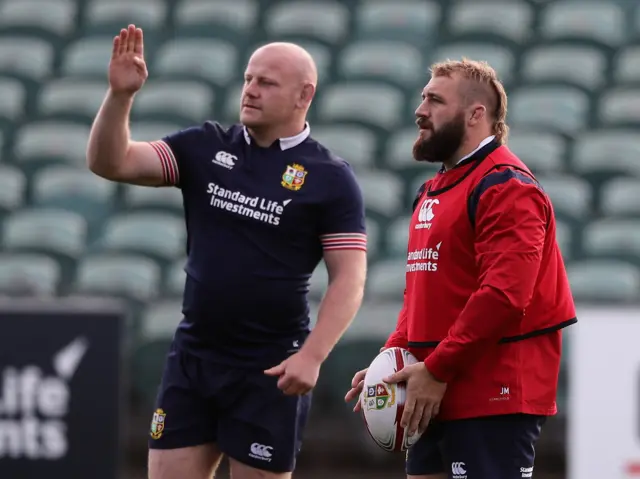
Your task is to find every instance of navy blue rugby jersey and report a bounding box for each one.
[148,121,367,366]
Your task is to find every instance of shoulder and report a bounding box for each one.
[298,138,357,179]
[164,121,244,146]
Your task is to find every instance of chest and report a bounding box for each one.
[185,147,320,233]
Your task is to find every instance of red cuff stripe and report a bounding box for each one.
[320,233,367,252]
[149,140,179,186]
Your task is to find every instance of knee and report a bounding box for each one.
[229,457,292,479]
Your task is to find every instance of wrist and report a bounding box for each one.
[107,88,136,104]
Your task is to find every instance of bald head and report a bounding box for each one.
[249,42,318,86]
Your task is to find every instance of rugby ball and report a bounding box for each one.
[360,347,422,452]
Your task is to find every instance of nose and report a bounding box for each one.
[244,79,259,98]
[415,99,429,121]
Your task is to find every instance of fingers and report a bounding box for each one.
[118,28,127,55]
[113,25,144,58]
[407,402,427,437]
[351,369,367,388]
[383,369,405,384]
[134,26,144,56]
[263,362,285,376]
[353,399,362,413]
[400,396,416,430]
[418,403,433,436]
[112,36,120,59]
[126,24,136,53]
[344,381,363,403]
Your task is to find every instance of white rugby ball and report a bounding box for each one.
[361,347,423,452]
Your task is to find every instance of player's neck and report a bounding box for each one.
[443,132,494,170]
[247,121,307,148]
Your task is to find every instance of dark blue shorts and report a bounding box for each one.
[406,413,546,478]
[147,344,311,473]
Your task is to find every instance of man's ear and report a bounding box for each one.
[469,104,487,126]
[298,83,316,109]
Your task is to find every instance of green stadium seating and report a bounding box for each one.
[537,175,593,222]
[0,253,61,296]
[387,216,411,259]
[31,165,116,223]
[613,46,640,84]
[310,125,377,169]
[94,212,186,264]
[582,219,640,259]
[539,1,626,47]
[519,45,607,91]
[509,86,590,134]
[353,0,441,45]
[598,88,640,126]
[263,1,349,46]
[164,258,186,297]
[447,1,533,44]
[174,0,258,42]
[600,178,640,216]
[59,36,114,78]
[37,78,108,121]
[507,130,567,173]
[431,42,516,84]
[0,37,54,81]
[0,77,26,121]
[83,0,167,35]
[132,79,214,124]
[0,165,26,215]
[567,259,640,302]
[129,121,184,142]
[122,184,184,214]
[358,170,405,218]
[366,259,405,300]
[0,0,76,38]
[572,130,640,176]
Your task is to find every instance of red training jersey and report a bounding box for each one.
[385,138,576,421]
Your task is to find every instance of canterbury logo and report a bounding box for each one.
[213,151,236,169]
[249,442,273,461]
[452,461,467,477]
[418,198,438,223]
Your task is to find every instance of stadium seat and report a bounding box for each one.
[73,254,161,302]
[386,216,411,258]
[316,82,404,132]
[263,1,349,45]
[507,130,566,173]
[37,79,107,120]
[600,177,640,216]
[129,121,184,142]
[0,0,76,38]
[537,175,592,221]
[567,260,640,302]
[132,80,214,124]
[613,46,640,84]
[539,1,626,47]
[154,38,238,87]
[221,84,242,123]
[353,0,441,45]
[31,166,116,223]
[123,184,184,214]
[555,219,572,259]
[598,88,640,126]
[0,77,26,121]
[13,121,90,169]
[84,0,167,33]
[0,37,53,81]
[310,125,377,169]
[0,253,60,297]
[447,1,533,43]
[337,41,424,87]
[430,42,515,84]
[520,45,606,91]
[366,218,381,259]
[343,302,400,340]
[3,208,87,261]
[509,86,589,133]
[367,259,405,300]
[385,127,418,168]
[0,165,26,215]
[165,258,186,297]
[174,0,258,41]
[140,300,182,341]
[571,130,640,175]
[60,36,113,77]
[95,212,186,264]
[358,171,405,218]
[582,219,640,258]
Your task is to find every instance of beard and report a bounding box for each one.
[412,111,466,164]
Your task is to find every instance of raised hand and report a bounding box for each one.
[109,24,148,95]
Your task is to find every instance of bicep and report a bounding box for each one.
[323,249,367,287]
[113,141,175,187]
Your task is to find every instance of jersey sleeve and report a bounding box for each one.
[317,162,367,252]
[424,169,548,383]
[147,125,206,188]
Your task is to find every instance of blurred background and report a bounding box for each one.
[0,0,638,478]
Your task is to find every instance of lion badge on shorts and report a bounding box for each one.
[150,408,166,439]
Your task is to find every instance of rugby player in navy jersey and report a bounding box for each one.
[86,25,367,479]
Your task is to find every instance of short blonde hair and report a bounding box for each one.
[430,58,509,144]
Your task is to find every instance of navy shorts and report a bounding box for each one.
[148,344,311,473]
[406,413,546,478]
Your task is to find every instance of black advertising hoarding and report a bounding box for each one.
[0,298,126,479]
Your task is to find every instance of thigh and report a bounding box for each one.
[148,444,223,479]
[441,414,547,479]
[148,347,218,451]
[405,421,446,477]
[217,370,312,474]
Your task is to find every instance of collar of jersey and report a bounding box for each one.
[243,122,311,150]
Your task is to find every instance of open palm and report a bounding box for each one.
[109,24,148,95]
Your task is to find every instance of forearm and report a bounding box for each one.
[87,89,134,177]
[300,277,364,362]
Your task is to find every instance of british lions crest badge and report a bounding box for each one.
[150,408,166,439]
[281,163,307,191]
